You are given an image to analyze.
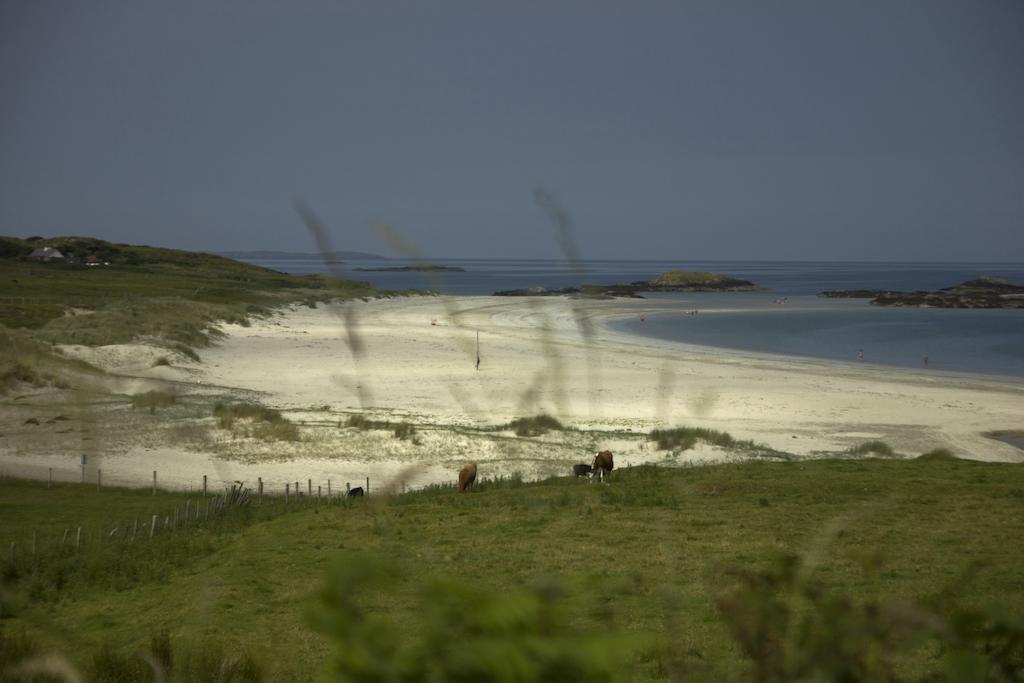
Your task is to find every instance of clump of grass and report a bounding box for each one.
[131,390,176,413]
[152,356,171,367]
[0,361,41,392]
[253,420,300,442]
[171,342,200,362]
[346,415,391,430]
[213,402,298,441]
[917,448,955,461]
[847,440,896,457]
[393,422,416,440]
[214,402,283,428]
[649,426,736,451]
[504,414,563,437]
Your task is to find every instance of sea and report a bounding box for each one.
[236,257,1024,379]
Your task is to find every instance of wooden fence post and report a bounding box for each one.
[149,515,157,539]
[318,485,321,499]
[285,483,290,504]
[327,479,331,497]
[258,477,263,504]
[203,475,207,497]
[153,470,157,495]
[185,500,191,522]
[97,469,102,491]
[48,468,52,489]
[366,477,370,496]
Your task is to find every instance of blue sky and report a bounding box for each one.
[1,1,1022,260]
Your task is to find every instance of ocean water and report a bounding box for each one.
[239,257,1024,378]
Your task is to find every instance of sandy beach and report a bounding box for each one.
[2,295,1022,492]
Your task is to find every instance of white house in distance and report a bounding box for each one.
[28,247,65,262]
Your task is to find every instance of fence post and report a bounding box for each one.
[149,515,157,539]
[346,482,350,495]
[327,479,331,497]
[75,527,81,548]
[366,477,370,496]
[285,483,290,504]
[153,470,157,495]
[258,477,263,504]
[97,469,102,491]
[318,485,321,499]
[185,500,191,523]
[62,529,68,547]
[203,475,207,497]
[48,468,52,489]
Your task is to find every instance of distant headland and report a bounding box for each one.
[353,264,466,273]
[495,269,760,298]
[819,277,1024,308]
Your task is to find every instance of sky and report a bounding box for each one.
[1,1,1022,261]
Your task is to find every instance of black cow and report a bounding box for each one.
[347,486,364,497]
[573,463,593,477]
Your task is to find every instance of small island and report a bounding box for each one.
[495,270,760,298]
[353,264,466,273]
[819,277,1024,308]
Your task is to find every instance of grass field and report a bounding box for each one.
[2,456,1023,681]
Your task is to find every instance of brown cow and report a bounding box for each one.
[458,461,478,493]
[591,450,614,482]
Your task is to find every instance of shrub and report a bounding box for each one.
[214,402,298,441]
[504,414,563,437]
[152,356,171,367]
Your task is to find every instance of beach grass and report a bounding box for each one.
[2,456,1022,680]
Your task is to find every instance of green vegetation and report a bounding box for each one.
[0,326,95,393]
[648,426,775,455]
[3,457,1020,680]
[345,415,418,442]
[503,414,564,437]
[847,440,897,457]
[213,402,299,441]
[0,235,396,390]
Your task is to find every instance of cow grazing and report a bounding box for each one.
[591,450,614,482]
[458,461,478,493]
[347,486,364,497]
[573,463,593,477]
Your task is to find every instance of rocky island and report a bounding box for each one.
[819,277,1024,308]
[353,264,466,273]
[494,270,760,298]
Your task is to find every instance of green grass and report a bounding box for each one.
[2,457,1022,680]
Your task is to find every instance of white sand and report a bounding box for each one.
[199,296,1023,459]
[2,295,1021,492]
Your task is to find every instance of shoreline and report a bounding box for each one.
[2,295,1021,492]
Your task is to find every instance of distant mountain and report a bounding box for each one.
[216,250,387,261]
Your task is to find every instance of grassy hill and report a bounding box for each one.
[0,235,397,393]
[2,457,1022,681]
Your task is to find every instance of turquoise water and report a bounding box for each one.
[236,257,1024,378]
[612,302,1024,378]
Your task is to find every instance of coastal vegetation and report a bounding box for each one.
[494,269,759,297]
[0,235,391,392]
[2,456,1022,680]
